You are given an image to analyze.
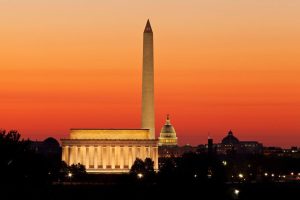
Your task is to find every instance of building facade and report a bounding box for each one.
[214,130,263,155]
[61,129,158,173]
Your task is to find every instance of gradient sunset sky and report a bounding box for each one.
[1,0,300,147]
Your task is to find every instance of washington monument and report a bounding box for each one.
[142,20,155,139]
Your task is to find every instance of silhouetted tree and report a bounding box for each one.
[58,161,69,180]
[144,157,154,173]
[130,158,155,182]
[130,158,146,175]
[0,130,30,181]
[69,163,87,180]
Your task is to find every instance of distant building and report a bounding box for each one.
[263,146,283,156]
[264,146,300,158]
[239,141,263,154]
[199,130,264,155]
[158,115,178,146]
[158,130,264,157]
[214,130,263,155]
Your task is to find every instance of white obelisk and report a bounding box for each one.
[142,19,155,139]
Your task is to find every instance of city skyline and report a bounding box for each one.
[1,1,300,147]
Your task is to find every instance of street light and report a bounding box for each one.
[137,173,143,179]
[67,172,72,182]
[234,189,240,195]
[233,189,240,199]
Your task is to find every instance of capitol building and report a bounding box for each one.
[158,115,178,146]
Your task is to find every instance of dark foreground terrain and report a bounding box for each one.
[1,179,300,200]
[2,130,300,200]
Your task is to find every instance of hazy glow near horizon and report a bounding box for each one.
[1,0,300,147]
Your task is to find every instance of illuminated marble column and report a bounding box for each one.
[97,146,102,168]
[102,146,107,169]
[81,146,86,167]
[111,146,115,169]
[124,146,129,168]
[76,146,82,164]
[115,146,120,167]
[128,147,133,168]
[94,146,98,169]
[139,147,143,159]
[89,146,94,169]
[132,146,137,163]
[136,146,141,159]
[69,146,74,165]
[141,146,146,160]
[108,146,111,168]
[145,146,150,158]
[73,146,78,164]
[79,146,84,165]
[66,146,70,164]
[85,146,89,169]
[62,146,69,164]
[120,146,124,169]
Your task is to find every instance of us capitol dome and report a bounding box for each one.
[221,130,240,145]
[158,115,178,146]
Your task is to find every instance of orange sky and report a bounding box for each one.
[1,0,300,147]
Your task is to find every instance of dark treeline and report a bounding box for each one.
[0,130,85,184]
[1,129,300,200]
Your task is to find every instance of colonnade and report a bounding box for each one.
[62,145,158,172]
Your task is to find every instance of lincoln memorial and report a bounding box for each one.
[61,129,158,173]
